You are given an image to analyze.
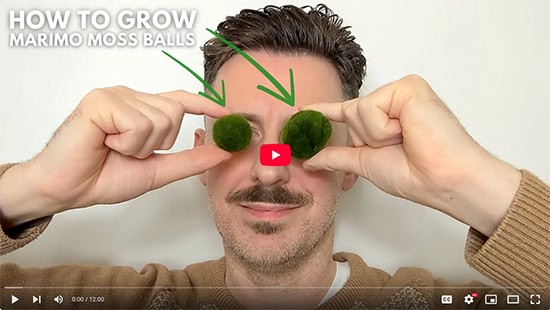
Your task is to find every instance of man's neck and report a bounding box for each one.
[224,230,337,309]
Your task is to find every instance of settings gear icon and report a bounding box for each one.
[464,294,475,305]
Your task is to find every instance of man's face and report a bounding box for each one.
[195,51,358,273]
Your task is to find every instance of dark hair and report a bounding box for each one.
[202,4,366,99]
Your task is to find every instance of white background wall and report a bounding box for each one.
[0,0,548,285]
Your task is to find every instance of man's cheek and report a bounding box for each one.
[298,167,339,184]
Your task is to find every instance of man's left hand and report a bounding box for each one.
[302,74,521,237]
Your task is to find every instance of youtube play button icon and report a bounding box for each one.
[260,144,291,166]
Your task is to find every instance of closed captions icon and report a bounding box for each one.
[441,295,453,304]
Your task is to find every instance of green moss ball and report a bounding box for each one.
[212,114,252,152]
[281,110,332,159]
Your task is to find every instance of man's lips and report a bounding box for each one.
[239,202,301,211]
[239,202,301,221]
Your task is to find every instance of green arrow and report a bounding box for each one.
[206,28,295,107]
[162,50,226,107]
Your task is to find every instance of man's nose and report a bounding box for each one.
[250,131,290,187]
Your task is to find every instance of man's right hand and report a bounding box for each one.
[0,86,231,228]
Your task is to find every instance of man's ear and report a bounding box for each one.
[342,172,359,191]
[194,128,207,186]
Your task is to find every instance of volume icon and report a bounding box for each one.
[54,295,64,304]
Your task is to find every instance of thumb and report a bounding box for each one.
[303,146,371,178]
[148,144,231,189]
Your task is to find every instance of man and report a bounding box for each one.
[0,4,548,309]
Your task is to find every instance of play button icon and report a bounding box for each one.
[11,295,19,304]
[260,144,291,166]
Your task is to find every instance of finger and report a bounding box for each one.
[128,100,173,158]
[157,90,231,118]
[338,97,402,145]
[299,101,350,123]
[363,128,403,149]
[131,93,185,150]
[357,100,403,142]
[102,103,153,156]
[369,134,404,149]
[304,99,402,146]
[148,144,232,188]
[348,127,366,147]
[303,146,370,177]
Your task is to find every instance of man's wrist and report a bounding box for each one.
[0,162,58,230]
[437,153,522,237]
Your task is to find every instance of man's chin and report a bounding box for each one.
[234,228,293,254]
[232,246,297,268]
[244,220,287,235]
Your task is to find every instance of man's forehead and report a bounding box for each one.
[204,52,346,126]
[204,111,292,127]
[214,51,346,104]
[237,112,263,126]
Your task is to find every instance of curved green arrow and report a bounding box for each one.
[206,28,295,107]
[162,50,226,107]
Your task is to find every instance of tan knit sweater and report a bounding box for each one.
[0,163,548,309]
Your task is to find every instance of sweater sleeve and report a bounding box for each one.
[0,262,196,309]
[427,170,549,309]
[0,163,54,255]
[0,164,196,309]
[463,170,549,300]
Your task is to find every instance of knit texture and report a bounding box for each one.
[1,164,548,309]
[0,163,53,254]
[464,170,550,299]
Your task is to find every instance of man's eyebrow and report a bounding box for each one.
[237,113,263,125]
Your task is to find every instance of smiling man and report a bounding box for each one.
[197,51,356,307]
[0,4,549,310]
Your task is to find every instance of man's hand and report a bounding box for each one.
[0,86,231,228]
[302,75,521,236]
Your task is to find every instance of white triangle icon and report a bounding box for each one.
[33,295,39,303]
[12,295,19,304]
[271,150,280,160]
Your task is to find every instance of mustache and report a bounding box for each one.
[225,185,312,206]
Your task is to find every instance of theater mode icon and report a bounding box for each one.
[507,295,520,304]
[260,144,291,166]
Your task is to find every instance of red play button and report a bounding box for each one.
[260,144,291,166]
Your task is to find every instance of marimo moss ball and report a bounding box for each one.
[281,110,332,159]
[212,114,252,152]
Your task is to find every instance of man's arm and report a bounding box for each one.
[0,163,53,255]
[302,74,527,237]
[463,170,550,300]
[0,164,198,310]
[0,87,231,230]
[302,74,549,299]
[387,170,549,308]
